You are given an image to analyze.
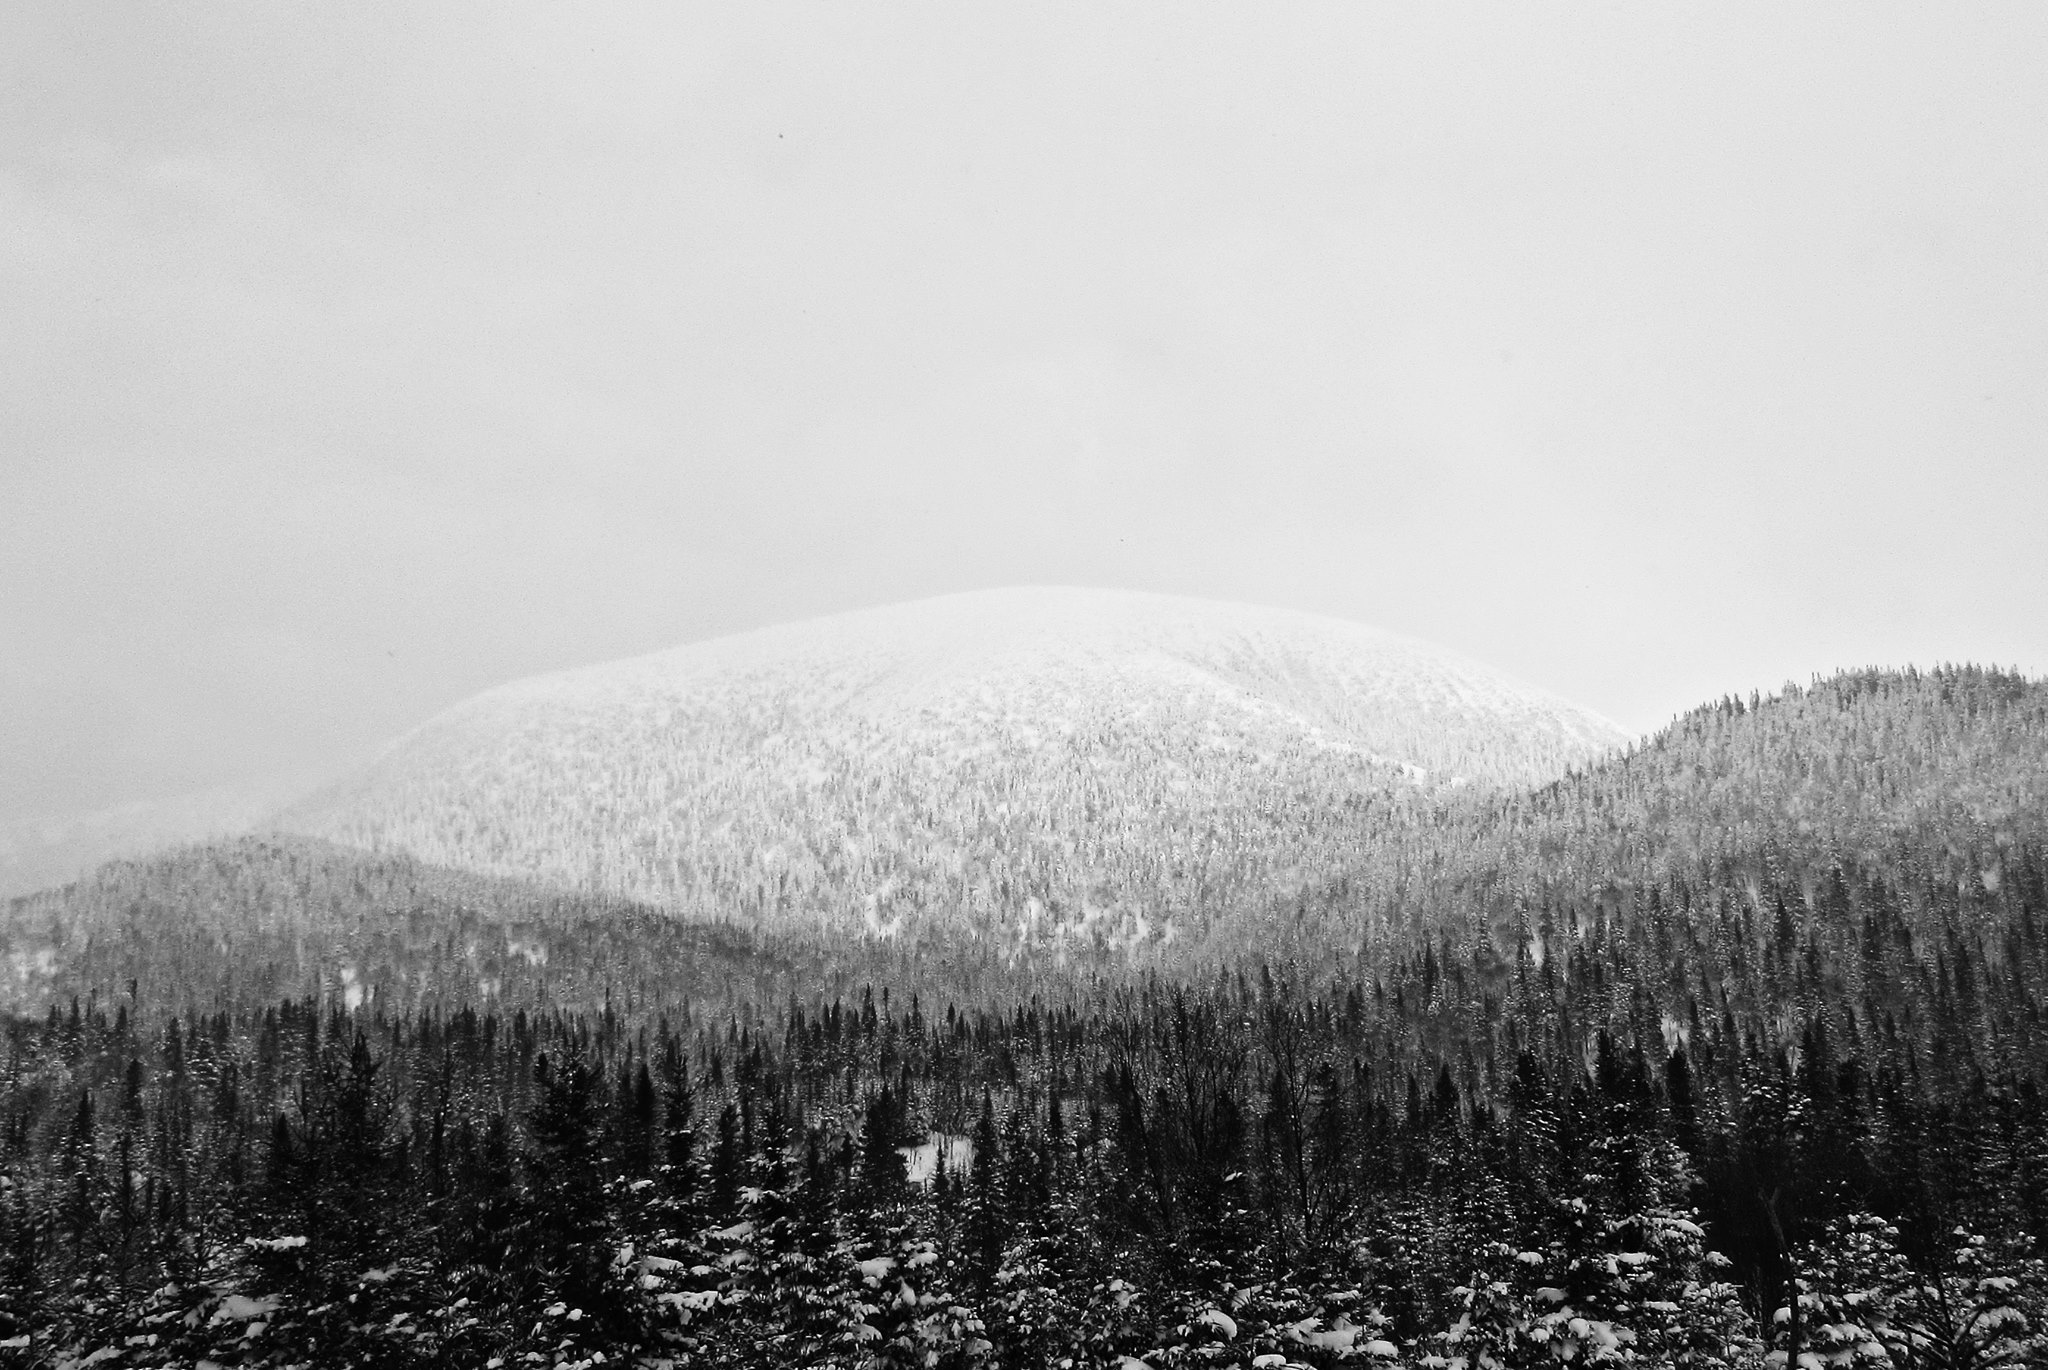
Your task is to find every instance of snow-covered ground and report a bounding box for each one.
[898,1131,974,1186]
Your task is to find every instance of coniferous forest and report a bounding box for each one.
[4,667,2048,1368]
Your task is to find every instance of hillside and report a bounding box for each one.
[0,836,797,1018]
[5,668,2048,1367]
[12,666,2040,1013]
[280,588,1627,941]
[1256,665,2048,957]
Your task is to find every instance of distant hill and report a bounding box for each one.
[1286,664,2048,961]
[0,834,802,1017]
[279,588,1628,941]
[0,783,290,900]
[6,665,2042,1021]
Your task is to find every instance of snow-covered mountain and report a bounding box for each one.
[281,588,1627,944]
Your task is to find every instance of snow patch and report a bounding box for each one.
[898,1131,974,1185]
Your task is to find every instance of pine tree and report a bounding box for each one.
[709,1101,745,1224]
[963,1093,1007,1283]
[658,1045,703,1223]
[61,1089,101,1261]
[858,1085,911,1220]
[526,1050,624,1336]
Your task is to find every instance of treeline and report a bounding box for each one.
[4,919,2047,1367]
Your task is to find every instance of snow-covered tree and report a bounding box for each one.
[1792,1214,2048,1370]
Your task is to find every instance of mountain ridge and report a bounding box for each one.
[7,662,2039,1012]
[279,587,1629,937]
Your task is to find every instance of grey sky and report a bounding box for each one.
[5,4,2046,827]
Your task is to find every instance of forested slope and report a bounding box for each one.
[1,666,2045,1367]
[278,588,1626,941]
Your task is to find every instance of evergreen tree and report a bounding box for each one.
[526,1050,624,1335]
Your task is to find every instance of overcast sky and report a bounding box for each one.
[4,4,2046,827]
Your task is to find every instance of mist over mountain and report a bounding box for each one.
[278,588,1627,941]
[0,783,290,901]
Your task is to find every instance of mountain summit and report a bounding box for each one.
[282,588,1626,940]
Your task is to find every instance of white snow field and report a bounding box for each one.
[281,588,1627,945]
